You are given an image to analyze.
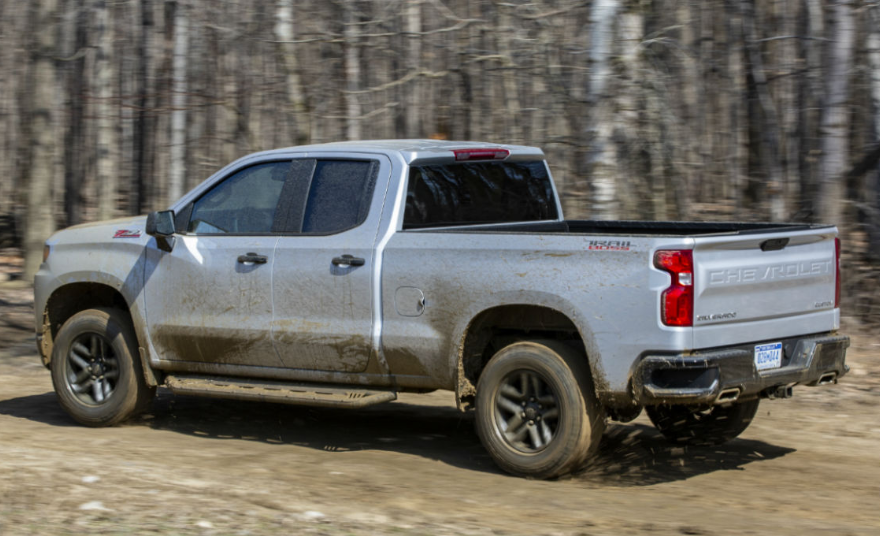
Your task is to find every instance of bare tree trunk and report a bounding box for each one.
[63,0,88,226]
[404,0,421,138]
[585,0,620,220]
[614,9,643,219]
[780,0,800,216]
[498,7,522,143]
[94,0,116,220]
[131,0,152,215]
[274,0,309,145]
[817,0,855,228]
[741,0,786,221]
[168,0,188,203]
[865,4,880,257]
[869,6,880,145]
[344,0,361,140]
[24,0,58,281]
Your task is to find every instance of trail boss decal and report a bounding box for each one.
[113,230,141,239]
[588,240,631,251]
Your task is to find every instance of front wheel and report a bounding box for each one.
[646,399,760,446]
[50,308,155,427]
[475,340,606,479]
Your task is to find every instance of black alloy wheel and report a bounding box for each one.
[475,340,606,479]
[494,370,560,453]
[64,332,121,405]
[51,308,155,426]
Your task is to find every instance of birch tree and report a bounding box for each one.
[344,0,361,140]
[404,0,421,138]
[817,0,854,229]
[94,0,115,220]
[168,0,188,203]
[584,0,620,220]
[274,0,309,145]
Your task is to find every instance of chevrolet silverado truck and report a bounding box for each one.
[35,140,849,479]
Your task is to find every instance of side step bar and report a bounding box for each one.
[164,374,397,409]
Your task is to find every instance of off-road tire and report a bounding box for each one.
[475,340,606,479]
[50,308,156,426]
[645,399,760,446]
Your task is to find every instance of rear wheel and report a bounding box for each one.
[646,399,760,446]
[50,308,155,426]
[475,340,606,479]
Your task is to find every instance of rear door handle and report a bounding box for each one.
[237,252,268,264]
[332,254,365,267]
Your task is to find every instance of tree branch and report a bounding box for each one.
[847,142,880,180]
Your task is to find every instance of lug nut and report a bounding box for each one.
[528,420,535,426]
[520,412,526,419]
[521,401,526,407]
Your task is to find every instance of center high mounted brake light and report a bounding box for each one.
[452,148,510,161]
[654,249,694,327]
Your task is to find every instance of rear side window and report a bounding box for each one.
[404,161,558,229]
[188,162,289,234]
[301,160,378,234]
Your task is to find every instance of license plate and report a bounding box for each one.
[755,342,783,371]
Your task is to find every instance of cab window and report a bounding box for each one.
[188,162,289,234]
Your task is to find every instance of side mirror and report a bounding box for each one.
[146,210,175,237]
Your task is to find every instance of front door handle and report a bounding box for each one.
[331,254,365,267]
[237,252,268,264]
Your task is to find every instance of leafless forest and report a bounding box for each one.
[1,0,879,322]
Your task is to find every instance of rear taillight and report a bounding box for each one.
[835,237,841,308]
[452,148,509,161]
[654,250,694,327]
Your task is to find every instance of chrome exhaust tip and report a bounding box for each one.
[817,372,837,385]
[714,387,741,405]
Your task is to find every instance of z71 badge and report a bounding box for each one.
[113,230,141,239]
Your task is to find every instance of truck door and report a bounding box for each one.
[144,160,292,368]
[271,155,392,372]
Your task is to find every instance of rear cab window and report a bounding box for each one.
[403,161,558,229]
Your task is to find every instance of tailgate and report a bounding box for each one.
[691,227,838,344]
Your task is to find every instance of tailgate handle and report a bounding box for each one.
[760,238,790,251]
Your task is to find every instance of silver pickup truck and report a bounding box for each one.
[34,140,849,479]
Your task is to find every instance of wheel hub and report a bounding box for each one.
[65,332,119,405]
[494,370,560,453]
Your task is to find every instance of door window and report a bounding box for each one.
[188,162,290,234]
[301,160,378,234]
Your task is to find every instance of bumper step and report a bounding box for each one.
[164,374,397,409]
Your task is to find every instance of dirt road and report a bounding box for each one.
[1,270,878,535]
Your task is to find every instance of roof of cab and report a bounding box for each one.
[246,139,545,165]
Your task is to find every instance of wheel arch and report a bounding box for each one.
[39,280,160,387]
[453,301,606,410]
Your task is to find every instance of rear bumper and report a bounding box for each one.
[633,333,849,406]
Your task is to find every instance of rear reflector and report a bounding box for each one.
[453,148,509,161]
[654,250,694,327]
[835,237,841,308]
